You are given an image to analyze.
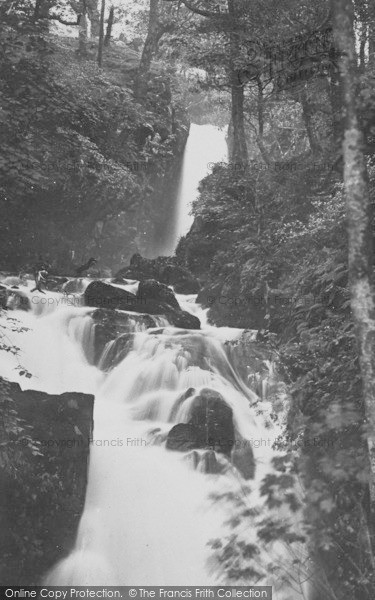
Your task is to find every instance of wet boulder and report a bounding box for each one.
[190,388,235,456]
[85,281,200,330]
[166,387,255,479]
[116,254,200,295]
[166,423,201,452]
[160,264,200,294]
[85,280,139,311]
[166,388,235,457]
[167,310,200,330]
[137,279,180,310]
[117,254,159,281]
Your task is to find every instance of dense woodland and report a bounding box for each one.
[1,0,375,597]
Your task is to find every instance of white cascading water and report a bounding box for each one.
[0,279,305,596]
[160,123,228,255]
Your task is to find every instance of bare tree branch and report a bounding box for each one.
[48,14,80,26]
[162,0,228,19]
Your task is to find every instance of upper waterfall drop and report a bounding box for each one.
[160,123,228,256]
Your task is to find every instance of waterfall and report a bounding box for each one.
[159,123,228,256]
[42,323,281,587]
[0,273,305,596]
[0,263,311,596]
[0,281,101,394]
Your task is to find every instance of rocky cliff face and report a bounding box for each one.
[0,378,93,584]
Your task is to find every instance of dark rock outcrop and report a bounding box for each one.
[116,254,200,295]
[166,387,255,479]
[189,388,235,456]
[85,280,141,311]
[0,378,93,584]
[166,388,234,456]
[137,279,181,310]
[166,310,200,330]
[84,280,200,330]
[166,423,201,452]
[161,264,200,294]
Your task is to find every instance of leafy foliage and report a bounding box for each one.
[176,10,375,592]
[0,5,188,271]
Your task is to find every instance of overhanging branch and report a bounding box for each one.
[162,0,228,19]
[48,14,81,26]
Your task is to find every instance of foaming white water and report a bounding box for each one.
[177,294,249,343]
[0,282,303,594]
[0,287,101,394]
[46,325,296,589]
[46,420,225,585]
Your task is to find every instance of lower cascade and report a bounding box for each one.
[0,279,301,596]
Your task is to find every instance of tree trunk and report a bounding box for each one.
[87,0,100,37]
[326,52,344,151]
[135,0,162,99]
[34,0,43,19]
[34,0,51,21]
[97,0,106,67]
[299,87,320,154]
[230,75,248,163]
[256,76,264,138]
[78,5,89,56]
[228,0,248,164]
[104,5,114,47]
[332,0,375,551]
